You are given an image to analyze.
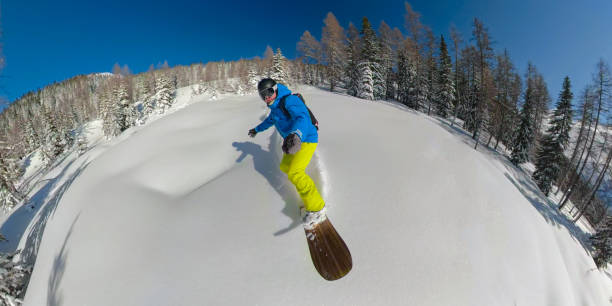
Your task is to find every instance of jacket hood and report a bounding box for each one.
[269,83,292,108]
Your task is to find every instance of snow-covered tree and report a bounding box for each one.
[0,183,18,213]
[397,40,418,107]
[24,120,38,154]
[114,80,132,132]
[247,63,259,91]
[139,76,156,121]
[156,73,174,113]
[0,250,32,305]
[359,17,385,100]
[140,67,158,99]
[0,150,23,212]
[357,61,374,100]
[41,103,65,161]
[77,131,88,155]
[100,86,120,138]
[591,215,612,268]
[271,48,291,85]
[532,77,573,196]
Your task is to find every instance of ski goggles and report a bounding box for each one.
[258,86,277,101]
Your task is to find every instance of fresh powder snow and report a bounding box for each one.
[3,86,612,305]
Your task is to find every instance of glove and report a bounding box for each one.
[248,129,257,138]
[282,133,302,154]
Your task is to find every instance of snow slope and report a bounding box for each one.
[11,86,612,305]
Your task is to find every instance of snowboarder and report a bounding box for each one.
[248,78,326,226]
[249,79,352,281]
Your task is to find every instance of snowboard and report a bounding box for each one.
[304,216,352,281]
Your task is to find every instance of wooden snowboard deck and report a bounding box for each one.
[304,218,352,281]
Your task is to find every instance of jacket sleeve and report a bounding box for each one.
[284,96,310,140]
[255,113,276,132]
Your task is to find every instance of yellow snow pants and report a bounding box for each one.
[279,142,325,212]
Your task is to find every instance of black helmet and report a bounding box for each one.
[257,78,277,100]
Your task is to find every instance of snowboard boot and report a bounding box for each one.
[301,207,327,230]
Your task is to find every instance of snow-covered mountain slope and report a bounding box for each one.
[10,86,612,305]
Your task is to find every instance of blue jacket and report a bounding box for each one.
[255,84,318,143]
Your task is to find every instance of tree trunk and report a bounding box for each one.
[559,92,602,210]
[556,100,590,196]
[571,68,610,221]
[486,131,493,146]
[573,146,612,223]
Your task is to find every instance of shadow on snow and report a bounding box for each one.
[232,131,326,237]
[47,213,80,306]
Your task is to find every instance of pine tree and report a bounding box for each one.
[357,61,374,100]
[247,63,259,90]
[436,35,455,118]
[156,73,174,113]
[358,17,384,100]
[42,103,65,161]
[77,131,88,155]
[100,86,120,138]
[510,81,535,165]
[25,119,38,154]
[139,75,156,122]
[0,150,23,212]
[397,49,410,105]
[0,182,18,212]
[138,74,153,101]
[115,80,131,132]
[397,40,418,107]
[271,48,290,85]
[462,47,480,134]
[0,250,32,304]
[532,77,573,195]
[397,38,419,109]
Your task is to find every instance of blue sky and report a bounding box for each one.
[2,0,611,105]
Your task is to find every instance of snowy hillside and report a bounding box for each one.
[5,86,612,305]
